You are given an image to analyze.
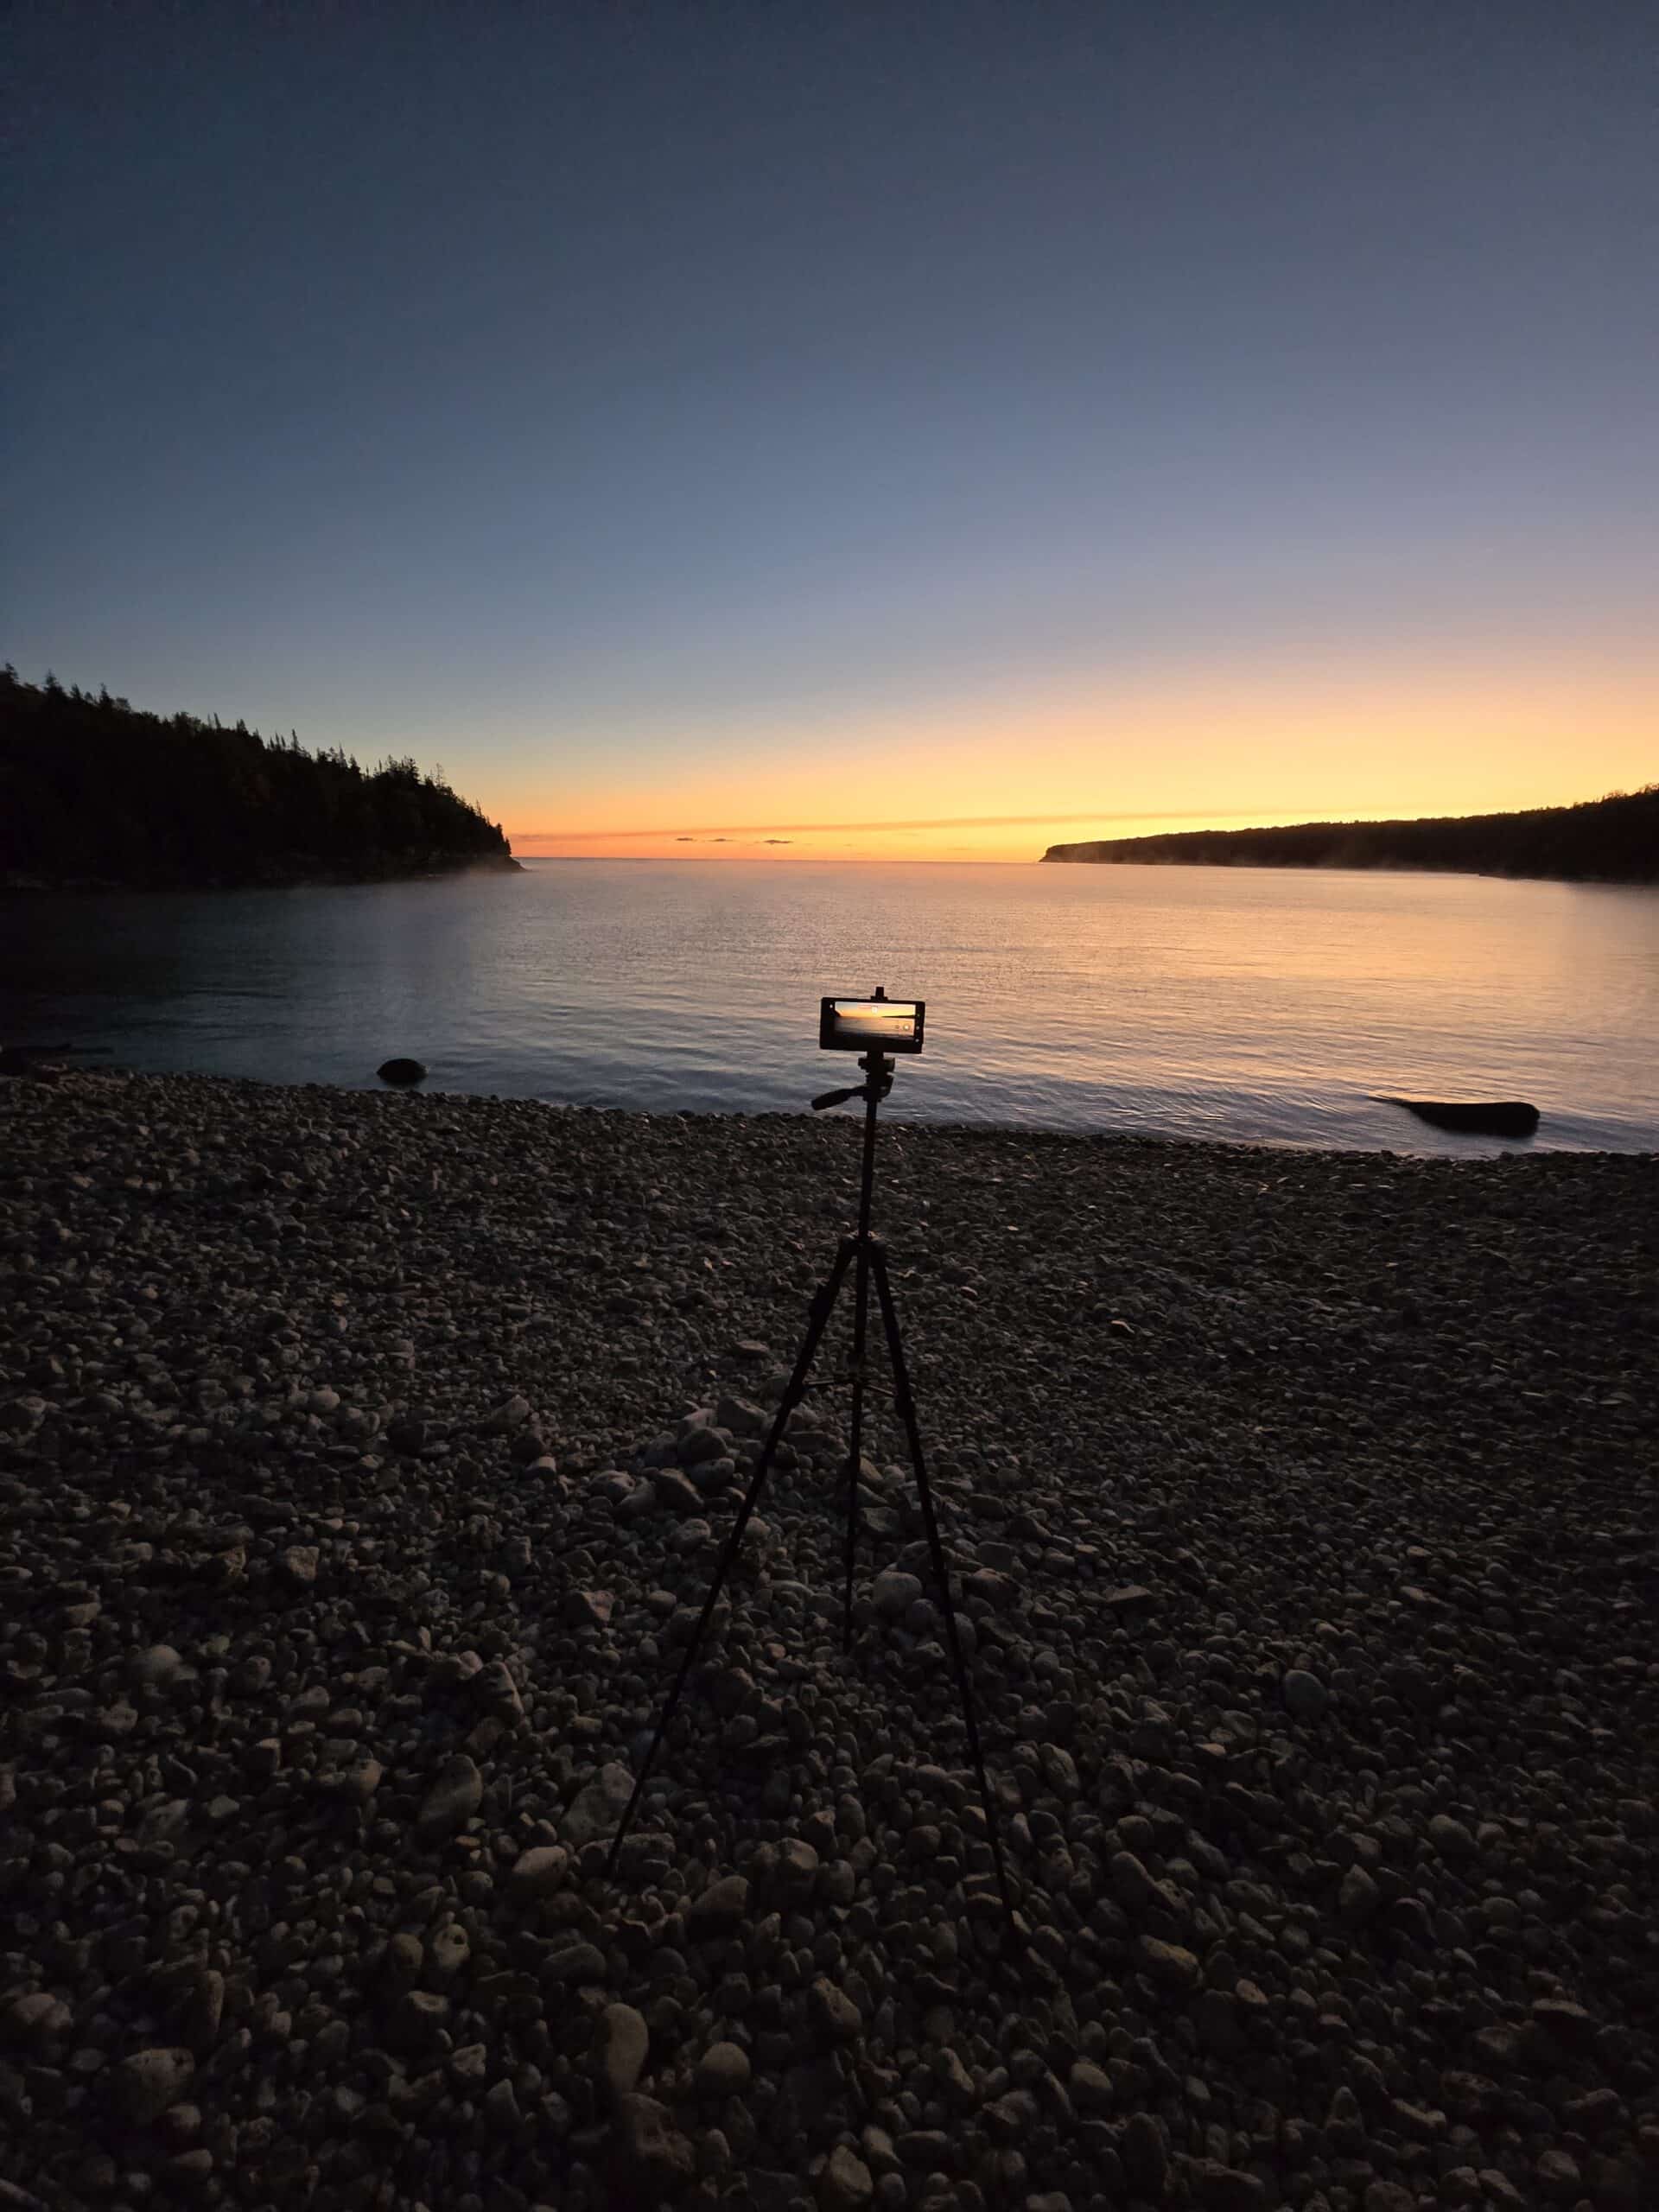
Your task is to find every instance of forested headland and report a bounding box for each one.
[0,667,520,891]
[1042,786,1659,881]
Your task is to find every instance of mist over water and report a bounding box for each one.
[3,861,1655,1154]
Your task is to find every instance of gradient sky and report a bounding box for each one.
[9,2,1656,861]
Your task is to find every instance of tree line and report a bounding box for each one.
[0,666,518,890]
[1042,786,1659,882]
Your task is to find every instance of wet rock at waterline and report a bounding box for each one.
[0,1067,1653,2212]
[1374,1093,1541,1138]
[377,1055,427,1084]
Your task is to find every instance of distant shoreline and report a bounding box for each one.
[1042,785,1659,882]
[1041,856,1656,887]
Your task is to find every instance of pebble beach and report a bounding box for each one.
[2,1068,1656,2212]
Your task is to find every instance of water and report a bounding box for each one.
[3,861,1655,1153]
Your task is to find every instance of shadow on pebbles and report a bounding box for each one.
[1,1071,1656,2212]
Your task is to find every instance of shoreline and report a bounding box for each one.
[3,1070,1655,2207]
[0,855,524,896]
[2,1059,1643,1161]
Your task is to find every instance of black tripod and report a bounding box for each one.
[604,1040,1018,1935]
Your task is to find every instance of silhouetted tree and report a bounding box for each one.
[0,667,518,889]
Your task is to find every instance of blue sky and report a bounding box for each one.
[8,2,1656,856]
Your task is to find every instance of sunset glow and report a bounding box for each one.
[502,648,1659,862]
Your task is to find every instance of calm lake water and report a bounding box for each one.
[3,861,1656,1154]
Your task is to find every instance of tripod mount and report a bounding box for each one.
[603,1014,1019,1938]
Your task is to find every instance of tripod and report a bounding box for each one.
[604,1039,1019,1936]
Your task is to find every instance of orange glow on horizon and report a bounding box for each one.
[493,648,1658,863]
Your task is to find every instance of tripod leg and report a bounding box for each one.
[605,1237,856,1878]
[842,1236,871,1654]
[868,1244,1020,1937]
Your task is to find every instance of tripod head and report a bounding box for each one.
[811,1051,894,1113]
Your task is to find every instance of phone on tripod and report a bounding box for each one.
[819,995,925,1053]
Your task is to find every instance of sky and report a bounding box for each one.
[8,1,1656,862]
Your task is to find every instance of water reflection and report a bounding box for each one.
[2,861,1656,1154]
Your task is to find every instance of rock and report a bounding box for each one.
[686,1874,750,1939]
[1427,1812,1477,1862]
[1137,1936,1201,1994]
[483,1392,531,1433]
[1122,2111,1169,2197]
[108,2047,194,2125]
[416,1753,482,1842]
[1362,2185,1417,2212]
[1068,2058,1113,2113]
[485,2075,522,2128]
[474,1658,524,1721]
[382,1933,423,1987]
[871,1568,924,1621]
[593,2003,649,2102]
[694,2040,752,2097]
[4,1992,73,2051]
[1377,1096,1541,1137]
[819,2145,875,2212]
[649,1466,705,1516]
[377,1058,427,1084]
[388,1990,450,2053]
[1338,1865,1382,1928]
[612,2092,696,2200]
[715,1393,766,1436]
[561,1762,635,1848]
[333,1753,384,1808]
[280,1546,319,1588]
[779,1837,821,1891]
[564,1587,615,1631]
[1281,1668,1329,1719]
[1194,2164,1268,2211]
[545,1941,608,1986]
[808,1976,862,2044]
[130,1643,188,1691]
[509,1845,569,1901]
[677,1423,728,1467]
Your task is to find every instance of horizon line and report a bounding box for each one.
[508,807,1278,841]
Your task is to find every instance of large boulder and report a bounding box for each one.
[377,1057,427,1085]
[1376,1096,1539,1138]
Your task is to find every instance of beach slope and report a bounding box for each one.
[3,1072,1654,2206]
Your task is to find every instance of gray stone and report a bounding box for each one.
[819,2145,875,2212]
[1282,1668,1329,1719]
[416,1753,482,1842]
[510,1844,569,1901]
[108,2047,195,2125]
[1122,2110,1169,2196]
[1338,1865,1381,1928]
[687,1873,750,1938]
[593,2003,649,2102]
[808,1976,862,2044]
[694,2040,752,2097]
[872,1568,924,1621]
[612,2092,696,2199]
[564,1587,615,1630]
[561,1762,634,1847]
